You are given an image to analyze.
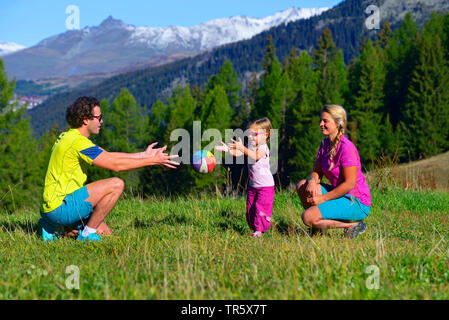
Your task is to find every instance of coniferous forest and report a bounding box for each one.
[1,12,449,212]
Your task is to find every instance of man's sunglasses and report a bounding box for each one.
[90,114,103,122]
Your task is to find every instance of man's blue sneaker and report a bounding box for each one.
[41,227,59,242]
[39,218,59,242]
[77,232,101,242]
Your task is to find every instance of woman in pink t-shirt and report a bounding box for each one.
[296,105,371,239]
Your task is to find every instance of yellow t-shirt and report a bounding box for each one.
[40,128,103,213]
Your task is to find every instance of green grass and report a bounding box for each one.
[1,188,448,299]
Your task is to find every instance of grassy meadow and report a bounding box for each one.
[1,184,448,300]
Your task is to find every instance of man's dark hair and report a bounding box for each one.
[66,96,100,128]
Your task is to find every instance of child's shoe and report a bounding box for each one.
[252,231,263,238]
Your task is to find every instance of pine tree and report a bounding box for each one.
[444,13,449,59]
[287,50,321,181]
[252,36,283,120]
[238,72,259,127]
[377,21,392,50]
[192,84,205,119]
[402,13,449,159]
[37,123,61,173]
[313,27,344,105]
[0,63,15,111]
[0,58,42,211]
[285,47,301,94]
[347,40,386,164]
[140,99,171,195]
[166,84,196,134]
[206,60,241,111]
[201,85,232,136]
[269,70,295,185]
[335,49,348,104]
[383,13,419,128]
[148,99,170,143]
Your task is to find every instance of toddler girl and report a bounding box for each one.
[216,117,275,238]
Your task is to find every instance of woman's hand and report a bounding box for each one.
[306,193,325,206]
[305,179,318,197]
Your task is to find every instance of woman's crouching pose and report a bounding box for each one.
[297,104,371,239]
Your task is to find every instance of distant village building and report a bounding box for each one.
[11,93,48,110]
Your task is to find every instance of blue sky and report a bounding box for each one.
[0,0,342,47]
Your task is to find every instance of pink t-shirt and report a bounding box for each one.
[248,144,275,188]
[315,135,371,207]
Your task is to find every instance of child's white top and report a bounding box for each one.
[248,143,275,188]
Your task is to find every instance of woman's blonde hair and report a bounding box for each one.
[321,104,347,169]
[249,117,272,139]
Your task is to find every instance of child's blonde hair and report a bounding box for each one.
[249,117,272,139]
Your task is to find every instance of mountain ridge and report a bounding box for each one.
[3,7,328,80]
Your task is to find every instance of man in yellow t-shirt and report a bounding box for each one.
[40,96,179,242]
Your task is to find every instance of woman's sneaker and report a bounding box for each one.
[344,221,366,239]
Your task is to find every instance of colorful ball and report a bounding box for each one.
[192,150,215,173]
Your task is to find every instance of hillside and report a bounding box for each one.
[392,151,449,191]
[366,151,449,192]
[28,0,449,136]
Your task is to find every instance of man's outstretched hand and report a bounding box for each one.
[150,144,180,169]
[144,142,160,158]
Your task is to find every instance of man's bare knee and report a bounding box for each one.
[110,177,125,194]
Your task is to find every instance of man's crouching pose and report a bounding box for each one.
[39,96,179,242]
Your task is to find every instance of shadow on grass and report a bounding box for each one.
[272,219,307,236]
[134,213,198,229]
[216,210,249,235]
[134,210,251,235]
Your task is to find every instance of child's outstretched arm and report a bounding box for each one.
[215,141,244,157]
[227,138,266,161]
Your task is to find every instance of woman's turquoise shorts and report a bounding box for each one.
[317,184,370,221]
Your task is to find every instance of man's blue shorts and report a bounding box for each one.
[40,186,93,231]
[317,184,370,221]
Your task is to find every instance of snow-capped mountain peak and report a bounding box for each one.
[0,42,26,56]
[127,7,329,50]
